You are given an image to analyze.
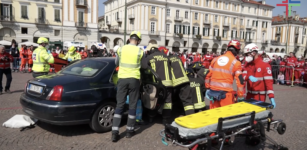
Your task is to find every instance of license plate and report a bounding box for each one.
[28,84,43,94]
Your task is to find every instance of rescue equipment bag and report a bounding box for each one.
[207,90,227,101]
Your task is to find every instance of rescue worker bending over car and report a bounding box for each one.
[32,37,54,78]
[242,43,276,108]
[205,40,245,109]
[112,31,144,142]
[63,46,81,62]
[141,44,173,124]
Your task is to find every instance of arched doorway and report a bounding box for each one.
[172,41,180,52]
[73,33,88,49]
[281,48,285,53]
[275,48,279,53]
[114,38,124,47]
[212,43,219,53]
[192,42,199,52]
[149,39,157,44]
[100,37,110,48]
[270,48,273,53]
[0,27,16,41]
[202,43,209,54]
[221,44,227,54]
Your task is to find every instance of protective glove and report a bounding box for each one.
[270,98,276,109]
[68,58,72,62]
[302,72,305,75]
[205,90,214,104]
[249,76,258,82]
[237,97,244,102]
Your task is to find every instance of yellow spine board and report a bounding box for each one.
[175,102,266,129]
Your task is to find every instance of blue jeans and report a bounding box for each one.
[13,57,20,70]
[278,80,284,84]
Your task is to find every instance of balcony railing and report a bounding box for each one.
[35,18,49,24]
[295,43,302,46]
[203,20,211,24]
[223,22,229,26]
[173,33,183,38]
[213,36,221,41]
[261,40,268,44]
[106,21,111,25]
[245,39,253,43]
[116,18,122,23]
[174,16,183,21]
[0,15,15,22]
[128,14,135,19]
[75,22,87,28]
[148,31,160,36]
[246,25,252,29]
[76,0,87,6]
[276,31,281,34]
[295,30,299,35]
[271,40,281,45]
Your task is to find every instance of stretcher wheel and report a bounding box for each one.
[277,122,286,135]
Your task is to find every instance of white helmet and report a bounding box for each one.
[243,43,259,54]
[297,55,302,60]
[113,45,120,53]
[192,52,196,55]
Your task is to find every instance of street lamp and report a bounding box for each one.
[124,0,127,44]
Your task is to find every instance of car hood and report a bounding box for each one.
[31,73,87,87]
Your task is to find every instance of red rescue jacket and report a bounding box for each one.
[279,61,286,72]
[243,57,274,98]
[202,54,213,69]
[0,52,13,69]
[286,56,297,67]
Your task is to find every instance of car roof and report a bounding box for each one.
[89,57,116,62]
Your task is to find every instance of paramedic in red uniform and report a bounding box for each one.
[242,43,276,108]
[0,45,13,94]
[202,51,213,69]
[285,52,297,85]
[294,56,305,84]
[279,56,286,74]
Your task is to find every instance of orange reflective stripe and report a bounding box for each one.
[209,81,233,89]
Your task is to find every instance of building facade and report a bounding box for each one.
[101,0,274,53]
[271,12,307,56]
[0,0,98,49]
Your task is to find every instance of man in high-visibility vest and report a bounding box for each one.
[111,31,144,142]
[32,37,55,78]
[63,46,81,62]
[205,40,245,109]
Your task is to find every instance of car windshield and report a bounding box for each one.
[60,60,108,77]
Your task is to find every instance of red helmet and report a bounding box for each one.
[227,40,241,51]
[158,46,169,55]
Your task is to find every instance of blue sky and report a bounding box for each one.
[98,0,307,17]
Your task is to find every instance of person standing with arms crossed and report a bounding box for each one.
[111,31,144,142]
[32,37,54,78]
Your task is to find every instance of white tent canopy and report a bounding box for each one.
[0,40,11,46]
[19,42,39,47]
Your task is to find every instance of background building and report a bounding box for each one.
[271,11,307,56]
[0,0,98,49]
[100,0,274,53]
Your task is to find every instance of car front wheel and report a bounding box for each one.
[90,101,116,133]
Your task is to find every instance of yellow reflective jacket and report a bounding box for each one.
[63,52,81,61]
[32,46,54,73]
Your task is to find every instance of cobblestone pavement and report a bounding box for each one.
[0,73,306,150]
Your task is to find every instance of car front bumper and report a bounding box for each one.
[20,93,97,125]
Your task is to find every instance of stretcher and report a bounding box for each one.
[160,99,288,150]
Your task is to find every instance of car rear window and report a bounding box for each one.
[60,60,107,77]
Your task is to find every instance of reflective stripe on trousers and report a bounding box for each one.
[248,90,274,94]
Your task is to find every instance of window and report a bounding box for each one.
[54,0,60,3]
[78,11,84,23]
[195,12,198,20]
[21,5,28,19]
[38,7,45,19]
[2,4,11,19]
[206,0,209,6]
[167,9,170,16]
[240,19,243,25]
[234,4,237,11]
[247,20,250,26]
[186,0,189,3]
[61,60,107,77]
[240,30,244,39]
[254,8,256,14]
[176,10,179,18]
[21,28,28,34]
[232,30,237,38]
[205,14,209,21]
[185,11,188,19]
[54,30,60,36]
[224,16,227,24]
[225,3,229,9]
[203,28,209,36]
[223,30,227,38]
[21,39,28,42]
[215,1,218,8]
[196,0,199,5]
[166,24,170,33]
[262,32,266,41]
[246,32,251,40]
[151,22,155,32]
[213,28,219,36]
[252,32,255,40]
[175,25,180,33]
[241,6,244,12]
[264,9,267,15]
[248,7,250,13]
[54,9,60,22]
[233,17,236,25]
[193,26,199,35]
[215,15,218,22]
[151,6,156,15]
[177,0,180,1]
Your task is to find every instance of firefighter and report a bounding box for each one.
[205,40,245,109]
[285,52,297,85]
[27,44,33,73]
[295,56,305,84]
[242,43,276,108]
[202,51,213,69]
[63,46,81,62]
[19,44,28,73]
[182,62,206,115]
[141,44,173,124]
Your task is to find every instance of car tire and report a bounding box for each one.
[90,101,116,133]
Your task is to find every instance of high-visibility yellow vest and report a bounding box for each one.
[63,52,81,61]
[32,46,54,73]
[117,44,143,79]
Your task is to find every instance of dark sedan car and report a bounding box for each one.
[20,57,166,133]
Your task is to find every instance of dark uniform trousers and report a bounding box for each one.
[112,78,140,134]
[0,69,12,91]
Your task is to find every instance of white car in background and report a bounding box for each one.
[63,41,85,51]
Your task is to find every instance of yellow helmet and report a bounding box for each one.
[130,31,142,40]
[37,37,49,44]
[68,46,76,52]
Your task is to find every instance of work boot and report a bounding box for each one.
[136,120,148,125]
[162,118,171,126]
[126,130,135,138]
[111,133,120,142]
[5,89,11,94]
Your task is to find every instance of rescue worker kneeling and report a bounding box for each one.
[141,44,173,124]
[63,46,81,62]
[183,63,206,115]
[205,40,245,109]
